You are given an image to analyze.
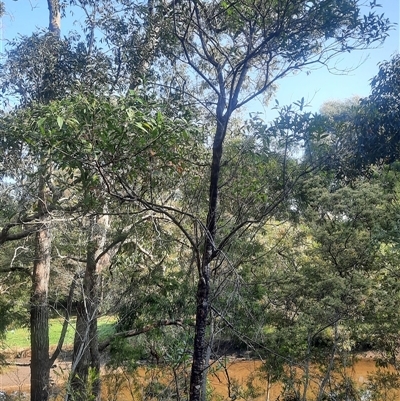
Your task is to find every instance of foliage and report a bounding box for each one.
[0,1,399,401]
[238,171,400,400]
[4,91,200,199]
[356,54,400,166]
[364,370,400,401]
[0,33,111,107]
[309,55,400,177]
[171,0,392,113]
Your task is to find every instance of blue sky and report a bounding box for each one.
[260,1,400,114]
[2,0,399,116]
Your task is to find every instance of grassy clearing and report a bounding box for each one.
[1,316,116,350]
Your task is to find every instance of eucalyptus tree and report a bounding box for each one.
[160,2,393,399]
[1,1,199,399]
[0,1,394,400]
[0,2,115,400]
[0,2,64,399]
[73,1,394,399]
[10,89,202,399]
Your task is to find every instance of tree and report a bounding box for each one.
[68,213,109,401]
[165,2,392,399]
[0,2,115,399]
[5,88,201,398]
[356,54,400,167]
[282,89,400,399]
[311,60,400,375]
[314,55,400,177]
[225,167,397,401]
[17,2,61,399]
[56,1,392,399]
[0,1,395,400]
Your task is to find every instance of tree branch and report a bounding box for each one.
[49,271,82,365]
[0,266,31,276]
[98,319,184,352]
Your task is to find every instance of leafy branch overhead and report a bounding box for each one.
[172,0,392,115]
[4,93,202,203]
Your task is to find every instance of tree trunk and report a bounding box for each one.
[47,0,61,36]
[30,175,51,401]
[69,212,109,401]
[30,4,61,399]
[189,116,226,401]
[201,314,214,401]
[190,268,210,401]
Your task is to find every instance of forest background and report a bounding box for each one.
[1,1,400,401]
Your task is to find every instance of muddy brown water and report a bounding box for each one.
[207,358,388,400]
[0,357,397,400]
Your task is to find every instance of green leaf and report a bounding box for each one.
[135,122,147,132]
[37,117,46,128]
[57,116,64,129]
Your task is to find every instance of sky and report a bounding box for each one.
[258,0,400,115]
[1,0,399,117]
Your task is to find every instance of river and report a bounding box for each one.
[101,357,399,400]
[1,356,398,400]
[208,358,391,400]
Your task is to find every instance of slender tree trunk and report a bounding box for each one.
[30,4,61,400]
[302,333,312,401]
[266,372,272,401]
[69,212,109,401]
[190,116,227,401]
[30,174,51,401]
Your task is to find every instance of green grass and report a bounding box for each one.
[1,316,116,350]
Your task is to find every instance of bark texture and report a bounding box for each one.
[47,0,61,36]
[189,117,227,401]
[30,176,51,401]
